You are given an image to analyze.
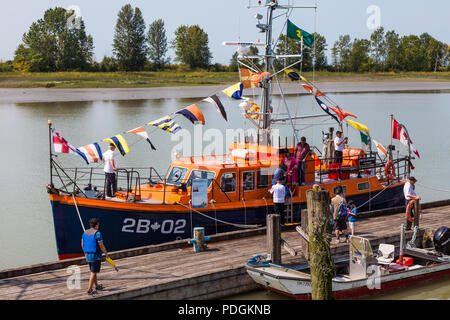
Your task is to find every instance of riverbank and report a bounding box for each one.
[0,71,448,89]
[1,81,450,104]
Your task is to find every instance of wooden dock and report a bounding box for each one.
[1,200,450,300]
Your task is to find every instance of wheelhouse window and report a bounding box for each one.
[333,185,347,195]
[166,167,188,186]
[357,181,370,191]
[257,168,270,189]
[220,172,236,193]
[242,171,255,191]
[187,170,215,188]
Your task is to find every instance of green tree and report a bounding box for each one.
[348,38,371,72]
[384,30,400,71]
[147,18,169,70]
[331,35,352,71]
[171,25,212,69]
[13,7,93,72]
[398,35,425,71]
[113,4,147,71]
[370,27,386,71]
[419,33,448,72]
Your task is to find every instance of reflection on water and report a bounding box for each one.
[1,93,449,276]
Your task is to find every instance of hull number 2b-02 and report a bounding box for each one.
[121,218,187,234]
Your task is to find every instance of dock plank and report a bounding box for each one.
[1,204,450,300]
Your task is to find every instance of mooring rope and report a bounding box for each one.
[72,194,86,232]
[355,184,391,210]
[417,182,450,193]
[174,202,260,229]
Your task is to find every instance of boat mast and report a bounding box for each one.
[260,1,276,145]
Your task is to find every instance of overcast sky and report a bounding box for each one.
[0,0,448,64]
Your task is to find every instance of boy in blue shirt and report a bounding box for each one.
[347,200,358,236]
[81,218,109,296]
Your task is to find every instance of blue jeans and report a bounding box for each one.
[297,161,306,184]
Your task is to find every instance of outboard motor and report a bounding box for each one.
[433,226,450,255]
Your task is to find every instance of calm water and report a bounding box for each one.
[1,91,449,299]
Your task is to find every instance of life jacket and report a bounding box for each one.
[82,230,99,253]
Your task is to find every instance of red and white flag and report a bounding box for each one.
[51,128,77,154]
[392,119,420,159]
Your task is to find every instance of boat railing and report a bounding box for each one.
[49,161,167,200]
[301,151,412,184]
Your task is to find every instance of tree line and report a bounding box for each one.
[0,5,448,73]
[4,5,213,72]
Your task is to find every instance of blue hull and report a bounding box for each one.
[50,184,405,259]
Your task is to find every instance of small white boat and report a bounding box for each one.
[246,228,450,299]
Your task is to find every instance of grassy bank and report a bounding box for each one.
[0,71,449,88]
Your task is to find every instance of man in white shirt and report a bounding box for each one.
[270,178,286,225]
[403,176,420,230]
[103,144,118,198]
[334,131,347,164]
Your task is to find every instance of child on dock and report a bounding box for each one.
[347,200,358,236]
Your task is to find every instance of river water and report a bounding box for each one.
[1,90,449,298]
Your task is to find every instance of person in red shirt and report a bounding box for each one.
[294,137,311,185]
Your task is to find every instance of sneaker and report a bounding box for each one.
[95,284,104,291]
[87,289,98,296]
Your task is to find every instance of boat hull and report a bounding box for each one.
[50,183,405,260]
[247,263,450,300]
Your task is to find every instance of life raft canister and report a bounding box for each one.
[406,200,421,223]
[384,160,396,179]
[82,232,98,253]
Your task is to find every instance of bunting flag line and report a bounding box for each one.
[251,72,270,86]
[222,82,244,100]
[286,19,315,48]
[392,119,420,159]
[285,69,300,81]
[127,126,156,150]
[76,143,103,165]
[202,94,227,121]
[51,128,77,154]
[372,139,388,159]
[239,100,261,120]
[329,106,357,122]
[314,97,340,124]
[346,119,370,135]
[176,104,205,125]
[301,84,324,97]
[240,68,257,89]
[103,134,130,157]
[360,131,370,151]
[148,116,182,134]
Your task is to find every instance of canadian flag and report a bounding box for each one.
[51,128,77,154]
[392,119,420,159]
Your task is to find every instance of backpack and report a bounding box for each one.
[337,199,348,220]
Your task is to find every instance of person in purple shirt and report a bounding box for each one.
[294,137,311,185]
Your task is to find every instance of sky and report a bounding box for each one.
[0,0,448,65]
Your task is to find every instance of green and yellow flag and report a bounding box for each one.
[286,20,315,48]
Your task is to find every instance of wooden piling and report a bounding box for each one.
[414,199,420,227]
[306,190,334,300]
[266,214,281,264]
[300,209,309,260]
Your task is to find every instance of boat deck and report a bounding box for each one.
[1,202,450,300]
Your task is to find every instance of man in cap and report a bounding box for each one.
[403,176,421,230]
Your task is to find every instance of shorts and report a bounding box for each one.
[334,218,347,232]
[88,261,101,273]
[348,221,355,231]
